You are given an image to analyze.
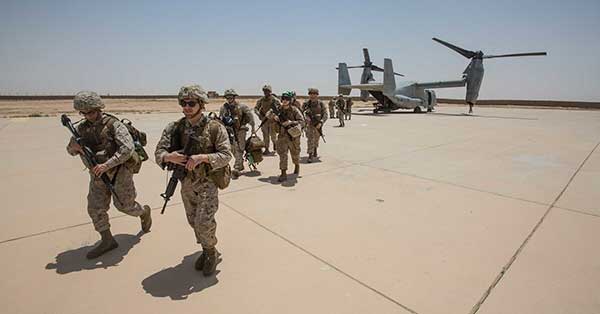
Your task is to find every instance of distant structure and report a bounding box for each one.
[207,91,219,98]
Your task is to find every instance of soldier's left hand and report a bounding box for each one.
[186,154,209,171]
[92,163,109,177]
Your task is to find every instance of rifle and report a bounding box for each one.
[317,125,326,143]
[304,110,327,143]
[270,104,295,141]
[159,127,196,214]
[60,114,122,205]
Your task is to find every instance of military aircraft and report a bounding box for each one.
[335,48,404,101]
[338,38,547,114]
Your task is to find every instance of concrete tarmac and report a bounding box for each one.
[0,106,598,314]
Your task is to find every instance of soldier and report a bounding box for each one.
[303,88,328,163]
[254,85,280,155]
[328,96,337,119]
[66,91,152,259]
[155,85,232,276]
[291,91,303,111]
[345,96,353,120]
[273,92,305,182]
[219,89,255,179]
[335,94,346,127]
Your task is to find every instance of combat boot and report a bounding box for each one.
[293,164,300,175]
[264,148,271,155]
[232,169,241,179]
[194,250,206,271]
[86,230,118,259]
[278,170,287,182]
[140,205,152,233]
[202,247,218,276]
[307,153,313,163]
[314,148,319,158]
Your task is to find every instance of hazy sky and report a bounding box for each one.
[1,0,599,101]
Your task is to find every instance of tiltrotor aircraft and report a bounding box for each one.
[337,38,547,114]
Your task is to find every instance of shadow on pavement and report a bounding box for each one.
[45,232,143,274]
[141,252,220,300]
[299,156,322,164]
[258,174,298,187]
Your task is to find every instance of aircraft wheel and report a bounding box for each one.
[413,106,422,113]
[373,108,379,114]
[427,107,432,112]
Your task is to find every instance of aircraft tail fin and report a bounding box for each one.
[383,58,396,95]
[338,63,352,95]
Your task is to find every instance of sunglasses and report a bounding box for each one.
[180,100,198,107]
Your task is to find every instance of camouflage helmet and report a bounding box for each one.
[308,87,319,95]
[262,84,272,92]
[73,91,105,111]
[223,88,238,97]
[291,91,297,98]
[281,91,294,100]
[178,84,209,104]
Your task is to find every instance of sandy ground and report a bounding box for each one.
[0,106,599,314]
[0,98,375,118]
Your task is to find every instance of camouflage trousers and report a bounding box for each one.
[87,166,144,233]
[328,105,335,118]
[306,124,321,155]
[232,129,248,171]
[261,120,278,151]
[276,134,301,171]
[181,177,219,249]
[345,106,352,120]
[337,109,345,126]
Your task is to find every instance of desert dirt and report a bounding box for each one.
[0,98,375,118]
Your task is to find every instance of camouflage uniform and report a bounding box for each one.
[345,97,353,120]
[335,97,346,127]
[328,98,336,118]
[292,99,303,111]
[255,94,280,152]
[303,95,328,158]
[275,106,305,171]
[155,115,232,248]
[219,100,255,172]
[66,98,145,233]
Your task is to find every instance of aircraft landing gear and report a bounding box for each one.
[427,107,433,112]
[413,106,422,113]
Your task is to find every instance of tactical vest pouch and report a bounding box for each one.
[246,134,265,163]
[246,134,265,151]
[121,118,149,162]
[125,150,143,174]
[208,164,231,190]
[287,124,302,138]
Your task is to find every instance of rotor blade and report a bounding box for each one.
[370,65,404,76]
[483,52,547,59]
[363,48,371,63]
[432,37,477,59]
